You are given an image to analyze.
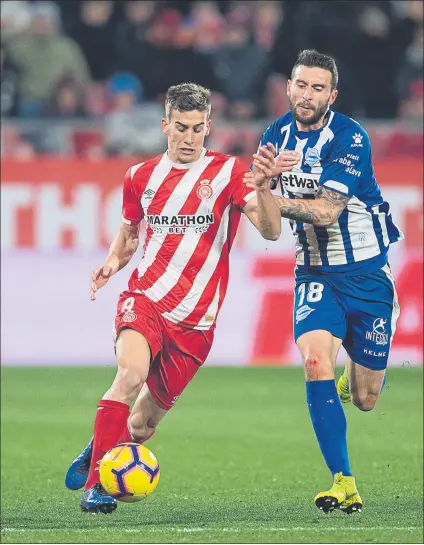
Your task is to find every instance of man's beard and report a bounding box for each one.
[289,97,329,126]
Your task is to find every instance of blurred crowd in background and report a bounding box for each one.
[1,0,423,157]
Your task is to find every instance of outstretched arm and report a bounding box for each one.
[275,187,350,226]
[242,143,282,241]
[90,222,140,300]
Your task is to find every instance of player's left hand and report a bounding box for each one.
[242,170,256,189]
[246,143,277,190]
[274,150,301,173]
[243,146,301,189]
[90,256,120,301]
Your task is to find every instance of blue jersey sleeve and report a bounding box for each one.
[252,121,279,181]
[319,125,372,197]
[259,122,277,147]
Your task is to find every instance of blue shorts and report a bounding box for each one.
[293,264,400,370]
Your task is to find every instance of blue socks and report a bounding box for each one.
[306,380,352,477]
[381,374,387,393]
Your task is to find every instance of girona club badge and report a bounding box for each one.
[197,179,212,200]
[122,310,137,322]
[121,297,137,322]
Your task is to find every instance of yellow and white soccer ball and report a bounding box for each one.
[99,442,160,502]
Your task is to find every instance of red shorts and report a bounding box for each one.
[114,290,214,410]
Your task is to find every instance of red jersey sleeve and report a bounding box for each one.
[122,168,144,225]
[230,157,257,209]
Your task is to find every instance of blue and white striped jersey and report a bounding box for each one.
[260,110,404,273]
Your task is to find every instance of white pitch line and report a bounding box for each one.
[2,526,422,533]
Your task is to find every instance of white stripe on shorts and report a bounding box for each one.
[381,264,401,344]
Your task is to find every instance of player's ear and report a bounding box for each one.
[205,119,211,137]
[329,89,338,106]
[287,79,292,97]
[161,117,169,136]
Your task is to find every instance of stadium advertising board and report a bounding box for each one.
[1,158,422,366]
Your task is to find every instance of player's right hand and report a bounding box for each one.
[90,256,120,301]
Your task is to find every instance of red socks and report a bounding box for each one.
[85,399,158,490]
[85,400,130,490]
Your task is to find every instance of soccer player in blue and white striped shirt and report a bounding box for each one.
[245,49,403,514]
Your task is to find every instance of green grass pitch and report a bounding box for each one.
[1,366,423,544]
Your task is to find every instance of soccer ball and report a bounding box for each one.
[99,442,160,502]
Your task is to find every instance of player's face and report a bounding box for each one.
[287,66,338,129]
[162,109,211,164]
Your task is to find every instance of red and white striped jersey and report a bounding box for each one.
[122,148,256,330]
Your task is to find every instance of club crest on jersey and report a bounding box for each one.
[197,180,212,200]
[304,147,321,167]
[122,310,137,323]
[295,305,315,324]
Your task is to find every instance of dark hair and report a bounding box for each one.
[292,50,338,90]
[165,82,211,119]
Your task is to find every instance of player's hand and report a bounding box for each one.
[243,148,301,188]
[242,170,256,189]
[274,150,301,174]
[90,255,120,301]
[247,143,277,190]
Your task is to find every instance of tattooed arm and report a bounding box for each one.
[275,187,350,227]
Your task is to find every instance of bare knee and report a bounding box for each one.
[352,393,379,412]
[304,355,333,381]
[127,412,156,443]
[305,356,321,381]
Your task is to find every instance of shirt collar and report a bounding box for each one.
[164,147,207,169]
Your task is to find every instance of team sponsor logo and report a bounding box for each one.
[143,189,156,200]
[146,213,214,235]
[336,156,354,166]
[346,166,361,177]
[365,318,389,346]
[334,153,360,166]
[351,133,363,147]
[295,304,315,324]
[304,147,321,167]
[280,172,320,195]
[335,156,361,177]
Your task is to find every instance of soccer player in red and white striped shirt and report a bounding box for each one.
[65,83,299,513]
